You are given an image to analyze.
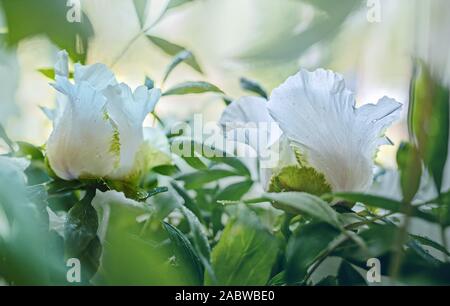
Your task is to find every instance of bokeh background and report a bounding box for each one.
[0,0,449,171]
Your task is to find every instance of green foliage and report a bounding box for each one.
[411,62,449,192]
[147,36,203,74]
[396,142,422,203]
[265,192,342,229]
[205,206,278,285]
[285,222,340,284]
[239,77,268,99]
[0,0,93,63]
[163,81,223,96]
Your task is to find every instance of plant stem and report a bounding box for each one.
[389,201,413,279]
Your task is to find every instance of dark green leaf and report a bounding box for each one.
[239,77,268,99]
[332,192,437,223]
[337,260,367,286]
[205,206,278,285]
[147,35,202,73]
[171,181,203,222]
[162,81,223,96]
[64,189,98,258]
[145,186,169,199]
[286,222,341,284]
[410,234,450,256]
[162,222,203,284]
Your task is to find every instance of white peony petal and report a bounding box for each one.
[103,84,162,179]
[268,69,402,192]
[47,81,118,180]
[219,96,283,156]
[54,50,69,77]
[74,63,117,91]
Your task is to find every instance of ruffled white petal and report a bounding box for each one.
[74,63,117,91]
[47,81,117,180]
[54,50,69,77]
[103,84,161,179]
[267,69,402,192]
[219,96,283,156]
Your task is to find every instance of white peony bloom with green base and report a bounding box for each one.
[220,69,402,193]
[46,50,170,182]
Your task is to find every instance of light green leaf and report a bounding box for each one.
[265,192,342,229]
[162,81,223,96]
[0,123,15,151]
[397,142,422,203]
[163,50,194,82]
[205,206,278,285]
[133,0,148,28]
[214,180,253,202]
[176,169,239,189]
[147,35,202,73]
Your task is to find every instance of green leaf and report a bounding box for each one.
[179,206,215,282]
[410,234,450,256]
[214,180,253,202]
[144,76,154,89]
[162,222,203,284]
[176,169,239,189]
[265,192,342,229]
[167,0,195,10]
[145,186,169,199]
[1,0,93,63]
[162,81,223,96]
[397,142,422,203]
[332,192,437,223]
[286,222,341,284]
[147,35,202,73]
[337,260,367,286]
[163,50,195,82]
[334,224,397,262]
[205,206,278,285]
[171,181,203,222]
[411,62,450,192]
[170,139,251,177]
[64,189,100,281]
[133,0,148,28]
[239,77,268,99]
[38,68,74,80]
[46,179,85,195]
[0,123,15,151]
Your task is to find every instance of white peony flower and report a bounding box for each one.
[45,50,171,182]
[220,69,402,192]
